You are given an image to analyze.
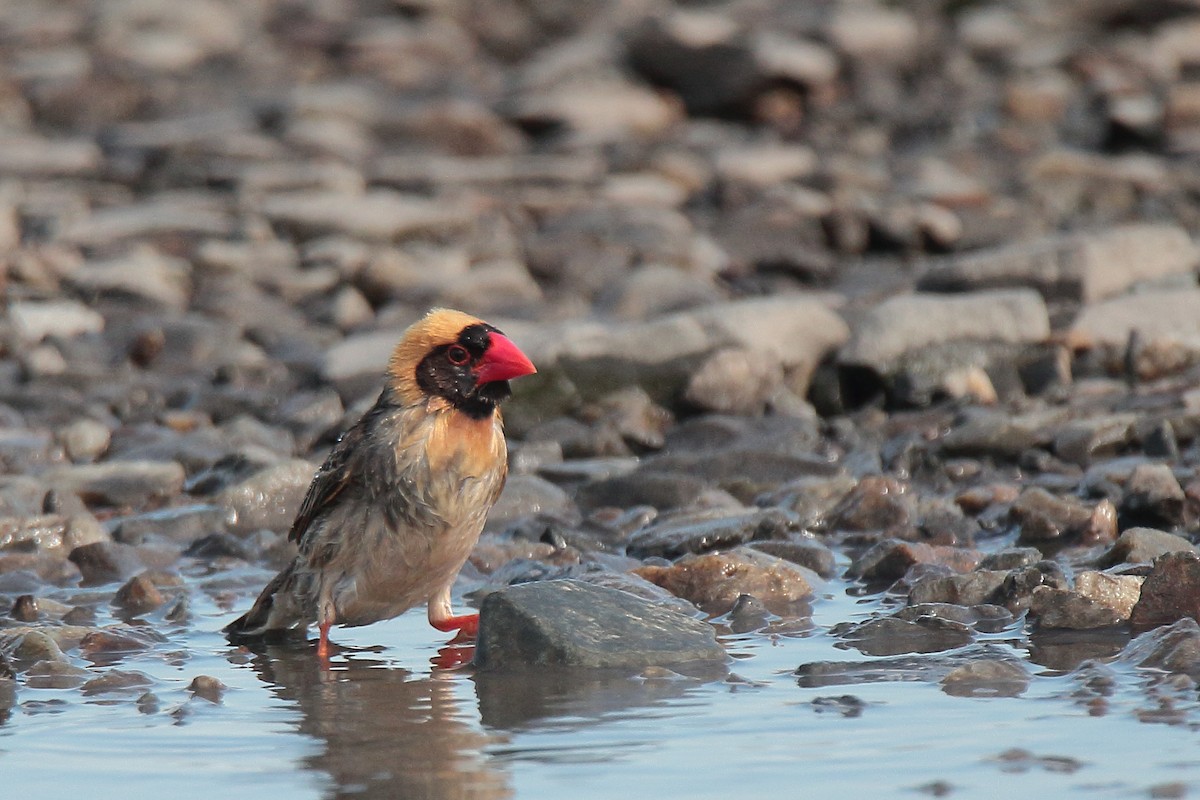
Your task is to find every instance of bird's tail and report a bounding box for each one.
[224,564,303,642]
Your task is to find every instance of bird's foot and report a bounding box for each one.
[316,620,332,663]
[430,612,479,641]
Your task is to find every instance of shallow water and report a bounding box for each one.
[3,577,1199,800]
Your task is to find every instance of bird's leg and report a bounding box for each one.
[428,586,479,640]
[317,619,332,660]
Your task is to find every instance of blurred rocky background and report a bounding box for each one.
[4,0,1200,697]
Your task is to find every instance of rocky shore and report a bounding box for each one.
[4,0,1200,714]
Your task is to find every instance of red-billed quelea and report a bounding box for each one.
[225,308,536,658]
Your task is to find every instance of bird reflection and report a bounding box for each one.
[237,643,512,800]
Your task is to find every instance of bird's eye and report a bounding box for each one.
[446,345,470,365]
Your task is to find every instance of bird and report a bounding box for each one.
[224,308,536,659]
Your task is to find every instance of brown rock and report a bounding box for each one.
[827,476,914,533]
[849,539,981,582]
[634,546,816,615]
[112,573,166,614]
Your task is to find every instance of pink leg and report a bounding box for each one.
[430,613,478,638]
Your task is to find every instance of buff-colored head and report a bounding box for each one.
[386,308,536,414]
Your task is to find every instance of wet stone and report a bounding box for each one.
[825,476,914,533]
[10,594,38,622]
[474,579,725,670]
[81,669,153,696]
[726,594,771,634]
[941,659,1029,698]
[747,538,837,579]
[1100,528,1198,567]
[24,660,90,689]
[848,539,980,583]
[68,541,145,586]
[1010,488,1117,546]
[575,471,707,512]
[1053,416,1135,467]
[994,561,1070,614]
[1120,618,1200,677]
[625,509,792,560]
[978,547,1044,571]
[833,616,975,656]
[893,603,1015,634]
[112,574,166,615]
[188,675,225,703]
[1118,463,1186,530]
[1075,571,1143,619]
[1030,587,1123,630]
[1131,552,1200,630]
[112,505,228,546]
[218,459,314,535]
[5,630,68,667]
[908,570,1009,608]
[634,546,817,615]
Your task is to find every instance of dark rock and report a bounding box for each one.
[1131,552,1200,630]
[626,509,792,560]
[474,580,725,670]
[187,675,225,703]
[1100,527,1198,567]
[634,546,817,615]
[68,541,145,585]
[5,630,68,666]
[183,533,254,561]
[10,595,38,622]
[939,412,1041,459]
[908,570,1009,607]
[833,615,974,656]
[747,538,837,578]
[848,539,980,582]
[1141,421,1180,460]
[1053,415,1136,467]
[1118,463,1185,530]
[24,659,89,689]
[796,645,1020,688]
[893,603,1015,633]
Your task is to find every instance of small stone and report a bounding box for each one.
[1069,289,1200,380]
[24,660,90,689]
[941,659,1029,697]
[1119,463,1186,530]
[112,574,166,614]
[6,630,68,666]
[9,300,105,343]
[747,539,837,579]
[474,580,725,670]
[1131,552,1200,630]
[1010,488,1117,545]
[834,616,974,656]
[726,593,770,633]
[112,505,228,546]
[994,562,1070,614]
[485,475,579,533]
[1121,617,1200,677]
[626,509,791,560]
[57,419,111,462]
[684,348,782,416]
[81,670,153,695]
[1100,528,1198,567]
[634,546,816,615]
[10,594,38,622]
[826,476,914,533]
[187,675,225,703]
[1053,416,1136,467]
[978,548,1044,571]
[261,190,469,241]
[1075,571,1143,619]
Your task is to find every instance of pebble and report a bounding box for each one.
[218,460,314,535]
[44,461,186,509]
[68,541,145,586]
[1100,528,1198,567]
[1118,463,1186,530]
[474,580,725,670]
[1131,552,1200,630]
[625,509,791,560]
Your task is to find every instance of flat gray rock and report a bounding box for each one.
[474,579,726,670]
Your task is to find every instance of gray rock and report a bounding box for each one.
[833,615,975,656]
[839,290,1050,376]
[81,670,154,696]
[1009,488,1117,546]
[893,603,1015,633]
[918,224,1199,302]
[940,659,1029,697]
[683,347,783,416]
[474,580,725,670]
[4,630,68,667]
[1053,415,1136,466]
[0,513,107,553]
[0,135,101,177]
[978,547,1044,571]
[826,476,914,533]
[994,561,1070,614]
[939,411,1042,460]
[848,539,980,582]
[218,459,314,535]
[485,475,579,533]
[1118,463,1185,530]
[908,570,1009,607]
[44,461,186,508]
[747,538,837,579]
[1100,528,1199,567]
[626,509,791,560]
[261,190,469,241]
[726,593,771,633]
[575,471,707,512]
[796,645,1019,688]
[57,419,112,462]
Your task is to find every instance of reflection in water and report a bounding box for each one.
[240,644,513,800]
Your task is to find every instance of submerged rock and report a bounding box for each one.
[634,546,817,614]
[474,579,725,670]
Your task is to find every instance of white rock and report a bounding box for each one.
[9,300,104,342]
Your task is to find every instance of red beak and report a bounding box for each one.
[475,332,536,385]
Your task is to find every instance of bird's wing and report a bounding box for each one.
[288,423,364,551]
